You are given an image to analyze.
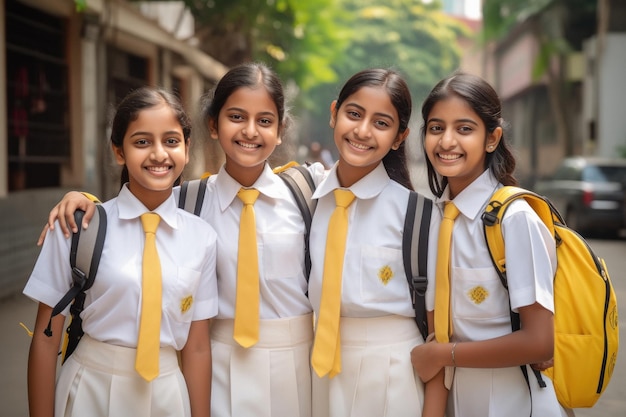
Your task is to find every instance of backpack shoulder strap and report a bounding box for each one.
[71,205,108,291]
[482,186,556,281]
[481,185,548,390]
[61,205,107,361]
[402,191,433,341]
[277,165,317,226]
[275,163,318,279]
[44,206,108,337]
[42,206,107,361]
[179,176,210,216]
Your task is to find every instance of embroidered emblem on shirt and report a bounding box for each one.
[378,265,394,285]
[180,295,194,313]
[468,286,489,304]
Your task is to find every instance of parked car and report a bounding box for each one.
[534,156,626,238]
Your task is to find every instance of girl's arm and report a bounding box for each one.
[412,302,554,382]
[180,319,212,417]
[37,192,96,245]
[418,310,448,417]
[27,303,65,417]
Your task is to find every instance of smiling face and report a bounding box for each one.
[209,86,282,186]
[331,86,408,187]
[423,95,501,198]
[113,103,189,210]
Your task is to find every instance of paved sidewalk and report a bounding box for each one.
[0,293,38,417]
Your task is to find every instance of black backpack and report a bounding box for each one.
[44,206,107,362]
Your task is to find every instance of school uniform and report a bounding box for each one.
[425,169,571,417]
[308,162,439,417]
[188,162,325,417]
[24,185,218,417]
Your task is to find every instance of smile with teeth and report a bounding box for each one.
[347,139,371,150]
[438,153,462,161]
[237,141,261,149]
[146,166,171,172]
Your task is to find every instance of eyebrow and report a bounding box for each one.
[427,117,479,126]
[225,106,277,118]
[129,130,182,137]
[345,102,395,122]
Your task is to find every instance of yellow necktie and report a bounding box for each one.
[311,188,355,378]
[234,188,261,347]
[434,202,460,343]
[136,212,162,381]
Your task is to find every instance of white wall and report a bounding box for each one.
[584,33,626,157]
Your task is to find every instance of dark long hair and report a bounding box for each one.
[420,72,517,197]
[110,86,191,188]
[334,68,414,190]
[201,61,292,166]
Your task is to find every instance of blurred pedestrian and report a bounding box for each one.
[308,141,334,169]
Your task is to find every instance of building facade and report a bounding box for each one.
[0,0,228,297]
[487,0,626,187]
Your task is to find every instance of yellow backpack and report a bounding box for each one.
[482,186,619,409]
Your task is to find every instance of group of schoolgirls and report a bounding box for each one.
[26,61,570,417]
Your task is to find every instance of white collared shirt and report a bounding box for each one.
[308,162,439,318]
[191,162,326,319]
[425,170,556,342]
[24,185,218,350]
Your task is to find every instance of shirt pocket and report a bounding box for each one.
[452,266,509,321]
[164,266,201,324]
[360,245,407,304]
[261,232,305,280]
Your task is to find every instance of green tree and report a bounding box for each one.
[127,0,470,152]
[162,0,347,97]
[302,0,469,147]
[335,0,466,100]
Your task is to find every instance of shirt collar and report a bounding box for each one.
[312,162,390,200]
[117,184,179,229]
[436,170,501,221]
[215,162,285,211]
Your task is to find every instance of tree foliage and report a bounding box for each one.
[314,0,468,104]
[132,0,471,149]
[299,0,470,146]
[167,0,347,94]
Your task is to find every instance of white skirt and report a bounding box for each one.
[312,315,424,417]
[448,365,572,417]
[211,314,314,417]
[55,335,189,417]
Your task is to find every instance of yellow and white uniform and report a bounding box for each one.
[309,162,439,417]
[186,162,325,417]
[425,169,570,417]
[24,185,218,417]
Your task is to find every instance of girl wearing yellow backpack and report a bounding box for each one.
[410,72,573,417]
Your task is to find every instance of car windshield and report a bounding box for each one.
[582,165,626,184]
